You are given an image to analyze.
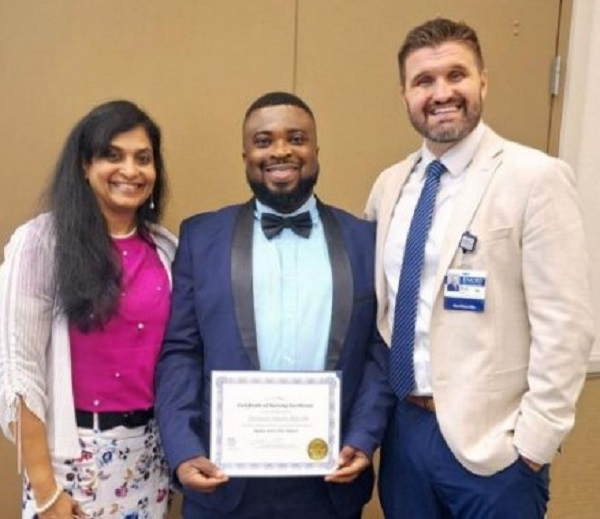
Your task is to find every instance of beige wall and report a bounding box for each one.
[546,377,600,519]
[0,0,565,245]
[0,1,301,250]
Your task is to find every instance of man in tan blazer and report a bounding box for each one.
[365,18,595,519]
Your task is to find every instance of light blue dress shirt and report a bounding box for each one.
[253,195,332,371]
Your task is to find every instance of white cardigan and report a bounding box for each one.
[0,213,177,458]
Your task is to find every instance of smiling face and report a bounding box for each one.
[402,41,487,156]
[243,104,319,213]
[84,126,155,233]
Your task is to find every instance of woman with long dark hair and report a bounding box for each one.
[0,100,176,518]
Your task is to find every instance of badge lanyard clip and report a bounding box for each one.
[459,231,477,268]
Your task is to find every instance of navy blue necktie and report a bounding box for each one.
[389,160,446,399]
[260,211,312,239]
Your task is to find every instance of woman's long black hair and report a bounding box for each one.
[46,100,167,331]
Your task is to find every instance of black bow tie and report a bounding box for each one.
[260,211,313,239]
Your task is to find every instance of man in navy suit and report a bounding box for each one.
[155,91,394,519]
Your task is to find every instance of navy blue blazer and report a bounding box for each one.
[155,200,393,516]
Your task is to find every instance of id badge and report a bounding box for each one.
[444,269,487,312]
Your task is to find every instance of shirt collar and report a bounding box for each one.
[254,194,319,222]
[419,121,486,178]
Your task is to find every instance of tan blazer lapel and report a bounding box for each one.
[376,151,421,261]
[377,152,421,237]
[433,129,504,296]
[372,152,420,342]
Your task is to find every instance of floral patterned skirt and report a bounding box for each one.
[23,419,170,519]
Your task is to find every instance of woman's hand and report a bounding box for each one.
[14,402,86,518]
[38,490,86,519]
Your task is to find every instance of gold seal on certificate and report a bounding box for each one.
[307,438,328,460]
[210,371,341,477]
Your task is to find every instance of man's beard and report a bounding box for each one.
[410,96,482,144]
[247,168,319,214]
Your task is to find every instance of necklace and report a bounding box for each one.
[109,227,137,239]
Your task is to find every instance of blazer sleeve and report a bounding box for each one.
[333,216,395,457]
[154,219,208,475]
[513,157,595,463]
[364,167,388,222]
[342,331,395,458]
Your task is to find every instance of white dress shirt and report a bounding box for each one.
[383,123,485,395]
[253,196,332,371]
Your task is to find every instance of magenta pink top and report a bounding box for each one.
[69,234,170,412]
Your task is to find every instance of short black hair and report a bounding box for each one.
[398,18,484,86]
[244,91,314,122]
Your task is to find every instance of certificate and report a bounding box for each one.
[210,370,341,477]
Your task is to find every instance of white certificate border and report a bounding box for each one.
[211,371,341,476]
